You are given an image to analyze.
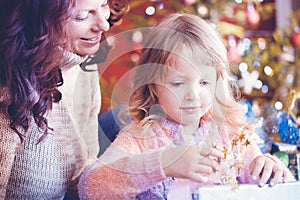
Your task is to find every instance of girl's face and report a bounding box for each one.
[154,53,217,127]
[65,0,110,56]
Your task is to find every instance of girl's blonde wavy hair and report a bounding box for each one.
[123,12,249,136]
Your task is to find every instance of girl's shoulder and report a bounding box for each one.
[112,120,172,153]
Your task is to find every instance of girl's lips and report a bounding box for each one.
[181,107,201,113]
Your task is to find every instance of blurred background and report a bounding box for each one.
[101,0,300,112]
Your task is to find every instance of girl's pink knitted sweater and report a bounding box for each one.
[79,118,262,199]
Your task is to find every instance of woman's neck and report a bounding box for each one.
[60,50,88,71]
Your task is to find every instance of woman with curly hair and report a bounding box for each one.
[0,0,127,199]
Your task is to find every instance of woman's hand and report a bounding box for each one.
[162,144,223,183]
[249,154,295,187]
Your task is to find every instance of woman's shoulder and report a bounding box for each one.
[0,85,23,145]
[0,85,10,104]
[0,86,12,125]
[0,86,22,150]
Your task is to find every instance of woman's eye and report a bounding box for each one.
[75,11,89,21]
[101,0,109,7]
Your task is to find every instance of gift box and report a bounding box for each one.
[271,142,300,153]
[271,142,300,180]
[193,181,300,200]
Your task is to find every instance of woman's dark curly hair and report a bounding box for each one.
[0,0,128,143]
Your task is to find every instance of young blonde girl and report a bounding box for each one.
[79,13,294,199]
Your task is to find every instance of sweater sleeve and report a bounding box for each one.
[78,130,168,200]
[0,111,22,199]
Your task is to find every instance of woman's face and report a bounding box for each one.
[65,0,110,56]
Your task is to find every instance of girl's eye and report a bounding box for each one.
[200,80,209,86]
[170,81,184,87]
[75,11,89,21]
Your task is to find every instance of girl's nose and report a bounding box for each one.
[184,85,199,101]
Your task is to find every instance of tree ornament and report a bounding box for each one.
[292,31,300,47]
[277,111,299,145]
[227,35,240,63]
[238,70,259,94]
[181,0,196,6]
[246,2,260,25]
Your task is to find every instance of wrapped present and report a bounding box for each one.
[271,142,300,153]
[271,142,300,180]
[288,153,300,180]
[193,182,300,200]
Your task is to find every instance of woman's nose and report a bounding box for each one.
[93,8,110,32]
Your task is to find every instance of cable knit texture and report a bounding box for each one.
[0,52,101,199]
[78,118,262,200]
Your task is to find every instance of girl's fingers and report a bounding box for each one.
[207,147,224,158]
[258,161,273,186]
[198,142,223,159]
[269,168,283,186]
[189,172,209,183]
[198,156,218,168]
[251,155,295,187]
[250,156,265,180]
[195,164,213,175]
[282,168,295,182]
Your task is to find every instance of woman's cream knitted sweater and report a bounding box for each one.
[0,53,101,199]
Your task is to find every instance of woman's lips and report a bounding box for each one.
[80,35,101,44]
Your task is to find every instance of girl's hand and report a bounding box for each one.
[162,144,223,183]
[249,154,295,187]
